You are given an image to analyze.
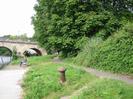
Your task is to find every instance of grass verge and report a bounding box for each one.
[11,55,55,65]
[71,79,133,99]
[22,56,133,99]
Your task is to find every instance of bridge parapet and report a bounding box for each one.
[0,40,47,56]
[0,40,37,45]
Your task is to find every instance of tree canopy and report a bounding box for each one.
[33,0,133,57]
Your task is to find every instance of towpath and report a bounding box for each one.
[0,65,27,99]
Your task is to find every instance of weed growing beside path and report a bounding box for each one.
[11,55,55,65]
[22,56,96,99]
[22,56,133,99]
[71,79,133,99]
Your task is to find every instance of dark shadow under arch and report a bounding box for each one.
[23,48,42,57]
[0,46,12,56]
[30,48,42,56]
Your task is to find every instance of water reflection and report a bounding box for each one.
[0,47,12,69]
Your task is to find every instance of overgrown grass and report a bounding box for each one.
[74,37,103,67]
[22,56,96,99]
[23,55,133,99]
[27,55,55,66]
[11,55,55,65]
[11,58,21,65]
[71,79,133,99]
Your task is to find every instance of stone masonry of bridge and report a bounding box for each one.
[0,40,47,56]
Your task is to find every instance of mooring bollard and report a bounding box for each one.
[58,67,67,83]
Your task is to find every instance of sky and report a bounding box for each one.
[0,0,37,37]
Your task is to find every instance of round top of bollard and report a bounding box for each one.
[58,67,66,73]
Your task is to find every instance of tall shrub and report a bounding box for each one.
[84,23,133,74]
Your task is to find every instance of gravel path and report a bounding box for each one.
[0,66,27,99]
[82,67,133,84]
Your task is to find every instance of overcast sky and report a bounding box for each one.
[0,0,37,37]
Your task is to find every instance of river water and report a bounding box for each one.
[0,56,12,68]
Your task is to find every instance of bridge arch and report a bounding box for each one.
[0,46,13,68]
[23,48,42,57]
[0,40,47,56]
[0,46,12,56]
[30,48,42,56]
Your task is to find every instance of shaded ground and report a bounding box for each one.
[0,65,27,99]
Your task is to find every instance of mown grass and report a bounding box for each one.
[22,55,133,99]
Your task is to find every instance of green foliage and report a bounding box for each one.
[71,79,133,99]
[2,34,31,41]
[23,57,96,99]
[100,0,133,17]
[12,47,18,60]
[27,55,55,65]
[10,34,28,40]
[11,55,55,65]
[89,23,133,74]
[33,0,130,57]
[0,47,12,56]
[23,56,133,99]
[124,22,133,33]
[74,37,103,66]
[75,23,133,74]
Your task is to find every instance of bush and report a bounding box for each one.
[75,23,133,74]
[12,47,19,60]
[74,37,103,66]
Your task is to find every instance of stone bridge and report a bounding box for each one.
[0,40,47,56]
